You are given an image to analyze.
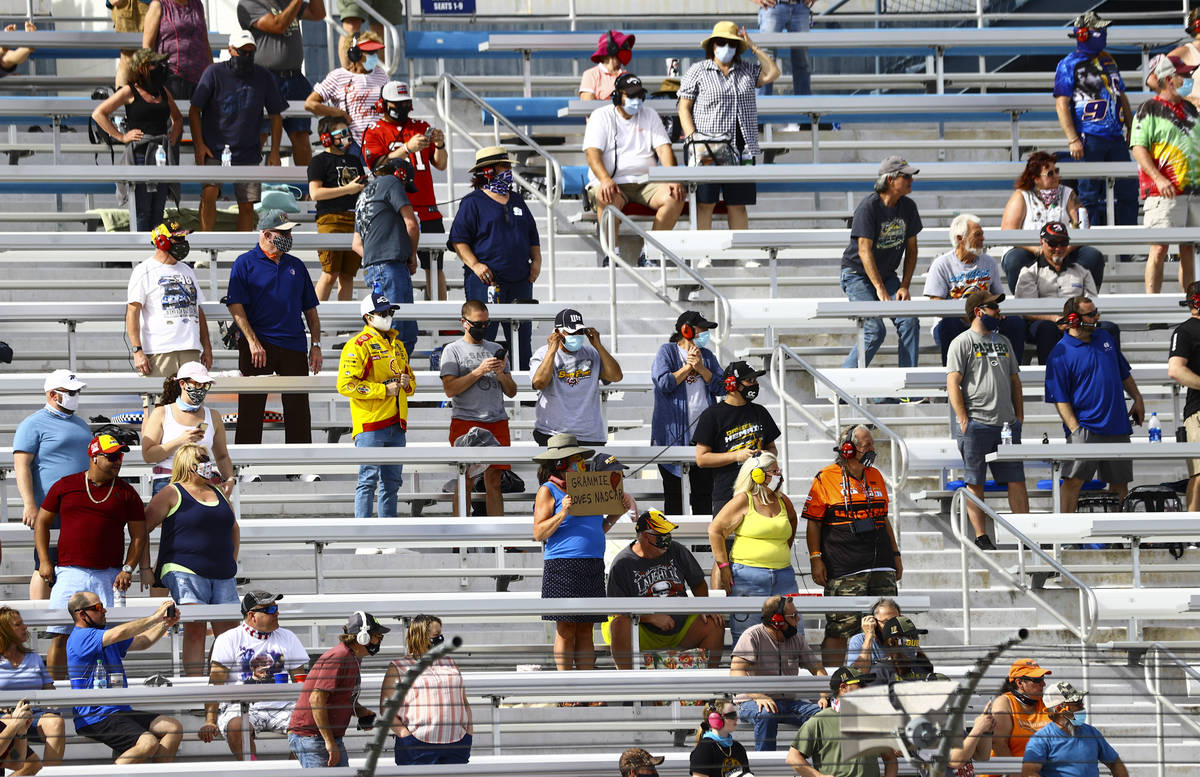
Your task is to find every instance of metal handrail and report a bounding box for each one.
[320,0,402,75]
[1143,642,1200,777]
[435,73,563,300]
[950,488,1099,645]
[769,343,909,526]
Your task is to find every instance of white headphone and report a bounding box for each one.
[352,610,371,645]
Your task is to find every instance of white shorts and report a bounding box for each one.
[1143,194,1200,230]
[217,702,294,735]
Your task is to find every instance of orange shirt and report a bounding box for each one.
[995,691,1051,757]
[802,463,893,578]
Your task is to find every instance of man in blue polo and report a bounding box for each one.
[1044,295,1145,513]
[226,209,322,449]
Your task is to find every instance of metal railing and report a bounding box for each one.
[769,343,909,526]
[322,0,403,75]
[434,72,563,300]
[1143,642,1200,777]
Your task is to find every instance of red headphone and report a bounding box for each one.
[835,429,857,460]
[1073,27,1090,42]
[153,232,174,252]
[1185,283,1200,309]
[724,374,739,393]
[1189,14,1200,36]
[1064,312,1081,327]
[679,321,695,340]
[764,596,788,629]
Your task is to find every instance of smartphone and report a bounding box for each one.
[166,605,177,619]
[356,174,368,185]
[197,422,208,433]
[424,126,434,139]
[493,345,508,364]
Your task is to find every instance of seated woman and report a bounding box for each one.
[579,30,634,101]
[0,607,63,771]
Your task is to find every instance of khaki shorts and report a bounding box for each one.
[337,0,404,24]
[317,212,362,275]
[146,350,200,379]
[112,0,147,34]
[1186,412,1200,476]
[586,181,666,212]
[823,570,897,640]
[1143,194,1200,230]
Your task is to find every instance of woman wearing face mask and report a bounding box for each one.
[690,698,750,777]
[141,362,235,497]
[381,614,472,765]
[988,658,1052,760]
[579,30,633,101]
[708,453,797,646]
[142,443,239,676]
[651,311,723,516]
[678,21,780,231]
[1168,10,1200,111]
[142,0,212,99]
[91,48,184,232]
[305,31,390,153]
[999,151,1104,292]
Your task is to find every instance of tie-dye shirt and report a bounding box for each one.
[1054,49,1126,139]
[1130,95,1200,197]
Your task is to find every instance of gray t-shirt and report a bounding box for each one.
[730,623,820,702]
[439,339,508,422]
[841,192,922,278]
[946,328,1020,426]
[237,0,306,72]
[529,342,606,442]
[354,175,413,267]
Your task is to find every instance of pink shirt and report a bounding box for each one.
[578,64,626,100]
[389,656,470,744]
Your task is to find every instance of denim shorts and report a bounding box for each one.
[955,419,1025,486]
[47,566,118,635]
[288,733,347,768]
[162,570,239,606]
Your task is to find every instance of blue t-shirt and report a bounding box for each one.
[190,59,288,164]
[225,244,319,352]
[13,408,92,505]
[0,650,51,691]
[541,480,605,560]
[354,175,413,267]
[65,627,134,729]
[1053,49,1126,140]
[447,189,540,284]
[1023,722,1120,777]
[1044,330,1132,436]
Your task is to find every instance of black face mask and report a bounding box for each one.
[365,640,381,656]
[145,64,168,91]
[779,622,798,640]
[860,450,877,469]
[229,52,255,75]
[386,102,411,123]
[168,238,190,261]
[466,323,487,341]
[741,384,760,402]
[1011,689,1037,707]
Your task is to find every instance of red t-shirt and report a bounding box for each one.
[288,641,362,739]
[361,117,442,221]
[41,473,145,569]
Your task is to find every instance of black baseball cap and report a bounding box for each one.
[241,590,283,615]
[723,360,766,382]
[879,615,928,641]
[829,665,872,694]
[1040,221,1070,245]
[554,308,587,333]
[614,73,647,99]
[676,310,717,331]
[345,611,391,635]
[590,452,628,472]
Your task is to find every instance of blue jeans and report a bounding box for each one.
[133,151,170,233]
[354,423,406,517]
[288,733,347,768]
[729,564,797,646]
[739,698,822,751]
[463,272,534,370]
[394,733,472,765]
[933,315,1025,365]
[840,269,919,368]
[364,262,418,359]
[1075,134,1138,227]
[756,1,811,96]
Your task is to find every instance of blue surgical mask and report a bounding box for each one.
[1182,77,1194,97]
[623,97,642,115]
[562,334,585,352]
[364,53,379,71]
[694,331,711,348]
[1070,710,1087,727]
[177,396,201,413]
[714,44,736,64]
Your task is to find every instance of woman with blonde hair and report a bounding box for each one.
[141,362,234,497]
[690,697,750,777]
[142,443,239,675]
[708,452,798,645]
[0,607,64,771]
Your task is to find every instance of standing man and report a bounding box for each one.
[1168,281,1200,511]
[787,667,897,777]
[1022,682,1128,777]
[730,595,828,752]
[1054,11,1136,229]
[946,291,1028,551]
[237,0,324,167]
[201,591,310,761]
[65,595,182,764]
[606,510,724,670]
[126,220,212,376]
[753,0,814,97]
[1131,53,1200,294]
[694,361,780,514]
[1044,296,1145,513]
[288,612,389,768]
[529,308,624,446]
[440,299,518,517]
[841,156,922,370]
[337,290,415,518]
[226,210,322,450]
[190,29,287,232]
[35,434,147,679]
[15,369,91,600]
[802,425,901,668]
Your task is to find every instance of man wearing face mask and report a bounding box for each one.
[226,209,322,450]
[126,220,211,377]
[583,72,685,259]
[1053,11,1136,229]
[305,31,388,149]
[946,291,1028,551]
[288,611,388,768]
[189,30,287,232]
[337,290,416,518]
[1023,682,1127,777]
[530,308,624,446]
[15,370,92,601]
[605,510,724,670]
[694,360,780,514]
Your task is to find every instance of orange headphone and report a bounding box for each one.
[679,320,695,340]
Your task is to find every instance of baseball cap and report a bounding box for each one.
[89,434,129,457]
[619,748,664,777]
[360,289,400,317]
[381,80,411,103]
[676,310,717,332]
[829,665,871,694]
[1040,221,1070,245]
[1008,658,1052,679]
[241,589,283,615]
[723,360,766,382]
[345,611,391,635]
[1147,54,1196,87]
[43,369,86,394]
[353,31,385,51]
[229,29,256,50]
[1071,11,1111,30]
[176,361,214,384]
[614,73,647,100]
[590,452,628,472]
[1042,680,1087,710]
[150,219,190,249]
[963,290,1005,318]
[878,155,919,177]
[878,614,928,641]
[130,48,168,73]
[636,509,678,534]
[554,308,587,333]
[257,209,298,232]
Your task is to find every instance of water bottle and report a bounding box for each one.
[94,658,109,689]
[112,586,125,608]
[155,145,167,167]
[1078,207,1090,230]
[1149,412,1162,443]
[221,145,232,167]
[1000,422,1012,446]
[487,283,499,305]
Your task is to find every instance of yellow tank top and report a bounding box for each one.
[729,493,793,569]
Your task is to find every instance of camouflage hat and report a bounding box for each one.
[130,48,169,73]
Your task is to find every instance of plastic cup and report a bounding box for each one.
[273,672,289,684]
[294,673,308,683]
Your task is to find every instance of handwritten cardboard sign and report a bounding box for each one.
[565,470,625,516]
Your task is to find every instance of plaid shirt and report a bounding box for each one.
[390,656,471,744]
[679,58,763,156]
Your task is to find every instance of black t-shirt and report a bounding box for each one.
[840,191,923,278]
[690,736,750,777]
[1170,316,1200,419]
[606,542,705,636]
[693,400,781,512]
[307,151,365,216]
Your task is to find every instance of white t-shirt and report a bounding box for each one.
[209,623,309,711]
[126,257,205,355]
[582,103,670,186]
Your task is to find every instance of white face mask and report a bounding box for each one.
[766,474,783,492]
[368,313,393,331]
[364,53,379,71]
[195,460,215,479]
[57,391,80,412]
[714,44,737,64]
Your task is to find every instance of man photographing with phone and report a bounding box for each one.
[530,308,624,447]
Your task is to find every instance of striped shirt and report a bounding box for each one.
[311,67,390,145]
[390,656,470,744]
[678,58,762,156]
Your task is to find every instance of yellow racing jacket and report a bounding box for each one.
[337,324,416,438]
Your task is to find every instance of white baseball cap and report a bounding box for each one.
[44,369,86,394]
[229,29,256,50]
[381,81,411,102]
[176,362,214,384]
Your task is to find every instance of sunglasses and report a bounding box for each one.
[723,712,738,721]
[99,452,124,462]
[71,602,104,615]
[329,128,350,138]
[979,303,1000,311]
[897,173,913,180]
[251,605,279,615]
[1080,310,1101,318]
[1040,168,1060,176]
[463,317,490,327]
[1020,676,1047,684]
